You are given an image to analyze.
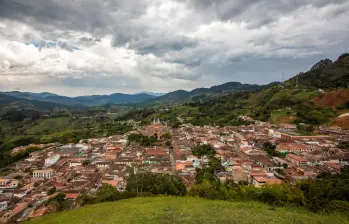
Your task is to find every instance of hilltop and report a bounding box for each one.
[28,196,349,224]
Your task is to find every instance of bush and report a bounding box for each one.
[324,200,349,214]
[189,180,229,200]
[77,184,137,206]
[47,187,56,195]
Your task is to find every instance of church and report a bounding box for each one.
[144,118,168,140]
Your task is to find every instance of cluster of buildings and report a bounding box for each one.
[1,118,348,222]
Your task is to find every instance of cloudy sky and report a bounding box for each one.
[0,0,349,96]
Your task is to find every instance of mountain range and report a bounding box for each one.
[0,81,268,108]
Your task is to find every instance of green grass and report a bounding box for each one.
[28,196,349,224]
[26,117,71,134]
[269,109,297,124]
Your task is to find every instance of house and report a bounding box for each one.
[21,183,34,194]
[286,154,308,165]
[30,206,50,218]
[276,143,311,153]
[293,166,314,177]
[0,202,28,223]
[65,192,80,200]
[32,169,54,178]
[252,176,283,188]
[55,147,81,157]
[69,161,82,167]
[95,161,112,169]
[0,179,19,189]
[248,155,280,171]
[115,157,139,166]
[176,161,194,171]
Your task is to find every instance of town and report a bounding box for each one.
[1,116,349,222]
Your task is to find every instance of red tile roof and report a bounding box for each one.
[65,193,79,200]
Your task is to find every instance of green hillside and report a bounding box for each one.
[28,196,349,224]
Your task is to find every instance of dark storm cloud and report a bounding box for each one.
[127,35,198,56]
[181,0,348,27]
[0,0,148,37]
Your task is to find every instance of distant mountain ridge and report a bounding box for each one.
[1,81,271,107]
[142,81,278,106]
[0,91,157,107]
[0,94,77,115]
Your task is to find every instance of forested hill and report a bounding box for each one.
[286,53,349,89]
[141,81,278,106]
[0,94,76,115]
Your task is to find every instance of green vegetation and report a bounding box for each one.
[48,193,70,212]
[191,144,223,184]
[77,184,137,206]
[0,146,42,168]
[191,144,216,157]
[47,187,56,196]
[127,133,157,146]
[337,100,349,109]
[287,53,349,89]
[189,165,349,214]
[262,142,282,157]
[338,141,349,149]
[190,180,305,207]
[28,196,349,224]
[126,172,187,196]
[269,109,296,124]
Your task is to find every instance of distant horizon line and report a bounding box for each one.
[0,80,279,98]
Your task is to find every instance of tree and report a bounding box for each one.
[95,184,119,203]
[192,144,216,157]
[126,172,186,196]
[47,187,56,195]
[161,132,172,140]
[14,175,23,180]
[338,141,349,149]
[48,193,69,211]
[262,142,281,157]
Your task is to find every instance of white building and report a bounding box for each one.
[32,169,54,178]
[44,154,60,167]
[69,161,82,167]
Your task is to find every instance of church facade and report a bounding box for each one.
[144,118,168,140]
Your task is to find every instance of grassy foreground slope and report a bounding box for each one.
[29,197,349,224]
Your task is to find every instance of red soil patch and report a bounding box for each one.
[312,90,349,110]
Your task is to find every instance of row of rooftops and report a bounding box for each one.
[1,120,348,221]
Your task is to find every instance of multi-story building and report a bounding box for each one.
[32,168,54,178]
